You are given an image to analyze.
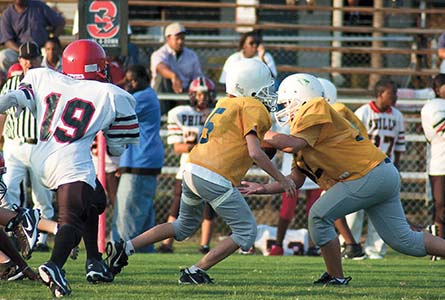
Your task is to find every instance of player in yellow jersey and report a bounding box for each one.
[240,73,445,286]
[106,59,297,284]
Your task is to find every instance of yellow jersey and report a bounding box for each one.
[331,102,368,138]
[189,96,272,186]
[291,97,386,190]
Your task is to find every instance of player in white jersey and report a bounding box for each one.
[158,76,217,254]
[421,74,445,260]
[0,40,139,298]
[348,79,406,259]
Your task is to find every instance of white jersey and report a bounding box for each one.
[167,105,206,179]
[18,68,139,189]
[421,98,445,175]
[354,101,406,160]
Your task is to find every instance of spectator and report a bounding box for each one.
[41,37,62,72]
[437,33,445,74]
[219,31,277,84]
[106,59,296,283]
[0,0,65,76]
[344,78,406,259]
[158,76,217,254]
[111,64,164,253]
[240,72,445,286]
[421,74,445,261]
[150,22,202,114]
[0,39,138,297]
[0,42,54,252]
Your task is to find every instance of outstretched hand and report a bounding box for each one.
[279,176,297,199]
[238,181,265,196]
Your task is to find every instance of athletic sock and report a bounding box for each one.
[125,241,135,256]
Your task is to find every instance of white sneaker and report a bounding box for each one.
[367,254,384,259]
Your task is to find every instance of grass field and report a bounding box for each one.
[0,240,444,300]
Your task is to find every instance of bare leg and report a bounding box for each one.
[195,238,239,271]
[37,218,58,235]
[200,219,214,247]
[0,250,9,263]
[276,218,290,246]
[131,223,175,250]
[320,238,343,278]
[159,216,176,248]
[424,231,445,256]
[335,217,356,244]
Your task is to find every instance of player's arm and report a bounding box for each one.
[245,132,297,198]
[104,94,140,156]
[0,89,36,114]
[240,167,305,196]
[263,130,308,154]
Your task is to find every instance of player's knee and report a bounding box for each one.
[308,210,336,246]
[172,218,201,241]
[232,220,257,251]
[385,231,426,257]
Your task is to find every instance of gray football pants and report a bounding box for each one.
[172,170,257,251]
[309,159,426,257]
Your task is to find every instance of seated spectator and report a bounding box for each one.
[150,22,202,114]
[219,31,277,84]
[0,0,65,76]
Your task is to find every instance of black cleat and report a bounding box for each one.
[105,240,129,276]
[313,272,351,286]
[178,268,214,285]
[39,261,71,298]
[342,243,366,260]
[86,258,114,283]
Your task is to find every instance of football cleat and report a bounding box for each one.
[426,224,442,261]
[105,240,129,276]
[69,246,79,260]
[198,245,210,254]
[178,268,214,285]
[268,245,284,256]
[6,205,40,260]
[342,243,366,260]
[86,258,114,283]
[157,244,174,254]
[313,272,352,286]
[39,261,71,298]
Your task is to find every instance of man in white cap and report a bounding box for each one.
[150,22,202,114]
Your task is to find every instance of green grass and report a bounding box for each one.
[1,241,444,300]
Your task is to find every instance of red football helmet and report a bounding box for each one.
[62,39,108,81]
[0,152,7,200]
[188,77,216,109]
[7,63,23,78]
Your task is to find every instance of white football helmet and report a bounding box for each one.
[317,77,337,104]
[225,58,277,111]
[274,73,324,127]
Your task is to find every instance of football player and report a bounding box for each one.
[0,39,139,297]
[240,73,445,286]
[106,59,296,284]
[158,76,217,254]
[0,151,39,281]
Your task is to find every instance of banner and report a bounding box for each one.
[78,0,128,56]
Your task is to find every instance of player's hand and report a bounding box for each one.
[239,181,266,195]
[278,176,297,199]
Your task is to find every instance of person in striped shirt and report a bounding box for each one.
[0,42,54,252]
